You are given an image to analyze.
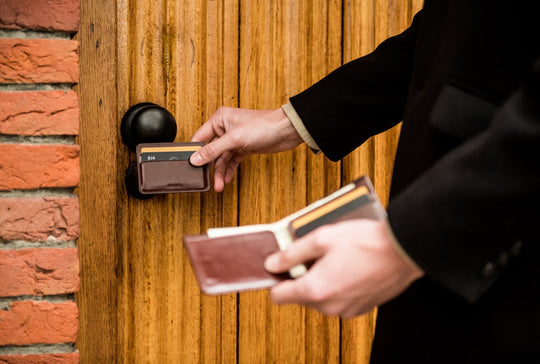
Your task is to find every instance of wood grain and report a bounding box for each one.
[191,1,239,363]
[115,0,239,362]
[75,0,119,362]
[237,2,307,362]
[303,1,343,363]
[77,0,420,362]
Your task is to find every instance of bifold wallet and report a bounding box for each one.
[136,142,210,194]
[183,175,387,295]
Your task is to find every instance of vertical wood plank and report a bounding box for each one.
[115,3,130,361]
[237,1,349,362]
[190,0,239,363]
[304,0,343,363]
[75,0,119,362]
[238,2,296,361]
[116,1,173,360]
[238,1,309,362]
[116,0,239,362]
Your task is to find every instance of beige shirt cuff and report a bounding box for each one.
[282,102,321,153]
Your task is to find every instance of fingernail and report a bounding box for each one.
[190,152,202,166]
[264,254,279,272]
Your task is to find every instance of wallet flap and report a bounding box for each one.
[183,231,290,295]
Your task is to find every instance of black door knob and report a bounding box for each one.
[121,102,177,151]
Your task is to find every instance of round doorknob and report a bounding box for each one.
[121,102,177,151]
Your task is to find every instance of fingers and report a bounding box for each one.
[211,151,244,192]
[264,230,328,274]
[190,106,296,190]
[190,133,239,166]
[213,151,233,192]
[264,223,356,314]
[268,278,314,306]
[191,108,229,143]
[264,220,418,319]
[190,121,216,143]
[224,154,243,184]
[268,267,340,313]
[270,277,375,318]
[190,108,230,166]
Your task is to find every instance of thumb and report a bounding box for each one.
[190,135,236,166]
[264,232,327,273]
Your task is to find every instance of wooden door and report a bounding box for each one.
[76,0,422,362]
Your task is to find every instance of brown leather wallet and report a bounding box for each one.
[136,142,210,194]
[183,231,291,295]
[183,175,386,295]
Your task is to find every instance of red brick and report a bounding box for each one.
[0,352,79,364]
[0,248,79,297]
[0,39,78,84]
[0,197,79,241]
[0,0,80,32]
[0,144,80,190]
[0,301,78,345]
[0,91,79,136]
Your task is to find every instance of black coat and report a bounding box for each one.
[290,1,540,362]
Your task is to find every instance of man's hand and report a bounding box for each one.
[190,107,303,192]
[264,220,424,319]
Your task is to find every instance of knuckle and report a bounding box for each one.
[216,106,231,117]
[311,229,331,251]
[303,281,330,303]
[228,131,240,144]
[231,153,244,164]
[216,106,227,114]
[279,250,295,266]
[321,304,343,317]
[200,143,217,159]
[228,130,246,149]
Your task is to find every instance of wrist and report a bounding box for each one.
[281,102,321,152]
[275,107,304,148]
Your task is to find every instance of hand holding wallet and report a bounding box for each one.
[183,175,386,295]
[136,142,210,194]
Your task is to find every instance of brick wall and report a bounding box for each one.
[0,1,81,362]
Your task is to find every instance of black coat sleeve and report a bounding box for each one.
[387,59,540,302]
[289,12,422,161]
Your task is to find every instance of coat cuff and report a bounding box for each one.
[385,220,422,272]
[282,102,321,154]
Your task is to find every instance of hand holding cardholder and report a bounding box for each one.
[136,142,210,194]
[183,175,386,295]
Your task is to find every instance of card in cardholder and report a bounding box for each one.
[136,142,210,194]
[183,231,290,295]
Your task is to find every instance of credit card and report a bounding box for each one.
[139,145,202,162]
[291,186,370,238]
